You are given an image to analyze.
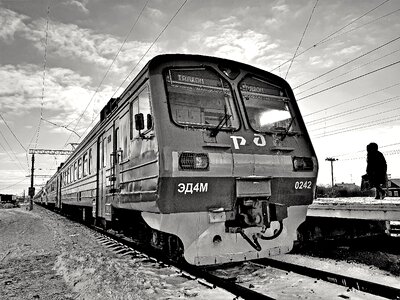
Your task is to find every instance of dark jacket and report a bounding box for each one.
[366,144,387,186]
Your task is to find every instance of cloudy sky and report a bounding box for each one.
[1,0,399,195]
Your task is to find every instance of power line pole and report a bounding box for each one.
[325,157,338,189]
[28,154,35,211]
[28,148,74,210]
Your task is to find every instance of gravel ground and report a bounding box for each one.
[1,205,399,300]
[0,205,232,300]
[293,235,400,276]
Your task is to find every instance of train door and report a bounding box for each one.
[110,119,121,194]
[97,133,107,222]
[57,174,62,209]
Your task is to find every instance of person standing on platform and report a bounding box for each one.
[366,142,387,199]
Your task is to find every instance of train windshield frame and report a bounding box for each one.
[164,67,240,130]
[239,76,293,133]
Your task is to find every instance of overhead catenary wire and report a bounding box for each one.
[33,4,50,150]
[63,0,151,147]
[307,95,400,126]
[296,48,400,96]
[313,114,400,139]
[77,0,188,142]
[310,104,400,132]
[297,59,400,101]
[332,142,400,158]
[111,0,188,99]
[271,0,391,73]
[293,36,400,91]
[41,117,81,138]
[0,178,29,192]
[285,0,319,79]
[0,113,27,152]
[304,81,400,118]
[334,148,400,161]
[0,129,27,173]
[65,0,150,132]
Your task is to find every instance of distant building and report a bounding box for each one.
[335,182,358,191]
[0,194,15,203]
[386,178,400,197]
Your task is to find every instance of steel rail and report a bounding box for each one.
[258,258,400,299]
[92,226,275,300]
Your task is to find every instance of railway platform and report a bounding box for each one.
[299,197,400,240]
[308,197,400,220]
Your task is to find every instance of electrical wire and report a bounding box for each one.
[303,82,400,118]
[333,142,400,158]
[33,4,50,150]
[313,114,400,139]
[320,7,400,45]
[297,59,400,101]
[310,104,400,132]
[271,0,391,72]
[63,0,151,147]
[0,178,28,192]
[41,117,81,137]
[0,113,27,152]
[111,0,188,99]
[0,130,27,172]
[296,48,400,96]
[294,36,400,91]
[285,0,319,79]
[77,0,188,141]
[307,95,400,126]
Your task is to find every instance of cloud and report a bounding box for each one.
[0,64,113,120]
[335,45,362,56]
[200,28,277,63]
[0,8,29,42]
[1,8,157,77]
[63,0,89,14]
[272,1,289,14]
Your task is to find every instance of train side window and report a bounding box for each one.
[102,139,106,168]
[83,153,88,177]
[129,99,138,139]
[138,87,152,130]
[120,114,129,160]
[88,149,92,174]
[74,162,77,181]
[78,158,82,179]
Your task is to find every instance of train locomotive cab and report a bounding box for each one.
[137,55,318,265]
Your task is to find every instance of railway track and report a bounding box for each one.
[39,205,400,299]
[91,222,400,299]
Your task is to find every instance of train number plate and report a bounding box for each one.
[294,180,312,190]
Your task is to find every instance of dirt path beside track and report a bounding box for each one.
[0,205,231,300]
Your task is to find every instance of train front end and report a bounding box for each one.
[143,55,318,265]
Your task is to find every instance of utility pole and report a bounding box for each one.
[325,157,338,189]
[28,153,35,210]
[28,148,74,211]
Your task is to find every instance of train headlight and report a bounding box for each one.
[179,153,209,170]
[292,156,314,171]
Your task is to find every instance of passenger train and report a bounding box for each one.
[34,54,319,265]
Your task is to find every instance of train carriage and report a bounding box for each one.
[38,54,318,265]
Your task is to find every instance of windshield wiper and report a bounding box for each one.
[280,117,296,141]
[210,106,232,137]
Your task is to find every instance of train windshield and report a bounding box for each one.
[239,76,292,133]
[165,68,239,129]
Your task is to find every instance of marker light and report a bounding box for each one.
[179,153,209,170]
[292,156,314,171]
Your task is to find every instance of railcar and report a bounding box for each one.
[36,54,318,265]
